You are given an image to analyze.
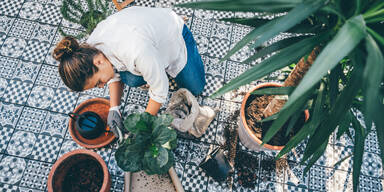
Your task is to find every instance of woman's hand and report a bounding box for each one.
[108,107,124,143]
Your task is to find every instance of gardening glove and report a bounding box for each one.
[108,106,124,144]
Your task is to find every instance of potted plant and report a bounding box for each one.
[59,0,113,39]
[178,0,384,191]
[115,112,184,191]
[47,149,111,192]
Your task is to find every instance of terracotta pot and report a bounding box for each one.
[47,149,111,192]
[238,83,309,151]
[69,98,115,148]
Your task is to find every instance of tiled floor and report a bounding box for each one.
[0,0,383,191]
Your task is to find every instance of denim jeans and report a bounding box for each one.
[119,24,206,95]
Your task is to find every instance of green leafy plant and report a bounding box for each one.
[177,0,384,191]
[59,0,112,39]
[115,112,177,175]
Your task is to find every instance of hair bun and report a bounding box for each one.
[52,36,80,61]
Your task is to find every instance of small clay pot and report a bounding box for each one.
[69,98,115,149]
[47,149,111,192]
[238,83,310,151]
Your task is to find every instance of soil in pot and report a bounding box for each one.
[245,94,306,146]
[61,158,103,192]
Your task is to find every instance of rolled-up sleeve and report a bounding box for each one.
[134,43,169,104]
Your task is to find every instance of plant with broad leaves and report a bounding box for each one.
[115,112,177,175]
[177,0,384,191]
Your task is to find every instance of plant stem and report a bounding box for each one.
[367,27,384,47]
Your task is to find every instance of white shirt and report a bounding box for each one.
[86,6,187,103]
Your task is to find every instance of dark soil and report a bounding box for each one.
[234,151,260,189]
[245,94,306,146]
[62,159,103,192]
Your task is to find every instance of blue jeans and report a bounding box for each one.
[119,25,206,95]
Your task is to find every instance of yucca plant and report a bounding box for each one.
[178,0,384,191]
[59,0,113,39]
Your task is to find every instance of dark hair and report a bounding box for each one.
[53,36,100,91]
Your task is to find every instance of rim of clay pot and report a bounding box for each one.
[240,82,309,151]
[47,149,111,192]
[69,98,115,149]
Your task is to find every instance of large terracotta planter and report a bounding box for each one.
[47,149,111,192]
[69,98,115,148]
[238,83,309,152]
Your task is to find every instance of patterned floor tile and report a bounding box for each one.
[125,87,150,106]
[207,177,232,192]
[12,61,41,83]
[364,128,381,154]
[185,141,210,166]
[0,183,19,192]
[284,161,309,189]
[1,37,27,58]
[333,170,353,192]
[19,160,51,190]
[27,86,55,109]
[0,0,23,17]
[49,88,78,113]
[218,100,240,122]
[30,134,63,163]
[258,181,284,192]
[0,155,26,184]
[332,144,353,171]
[19,1,43,21]
[202,74,224,97]
[231,25,252,45]
[308,165,334,191]
[6,130,36,157]
[0,16,14,34]
[122,103,145,117]
[0,78,8,99]
[2,80,33,105]
[38,3,62,25]
[44,46,59,66]
[208,37,230,59]
[40,112,69,138]
[182,163,209,192]
[284,185,309,192]
[16,107,47,133]
[192,18,213,37]
[108,150,125,177]
[0,126,13,153]
[110,175,125,192]
[58,139,82,156]
[359,175,383,192]
[0,102,23,128]
[211,22,233,40]
[194,35,209,55]
[21,40,50,63]
[92,147,113,164]
[204,56,227,77]
[314,144,335,168]
[198,119,217,144]
[8,19,36,39]
[31,23,57,43]
[361,152,382,178]
[0,56,19,79]
[35,65,61,88]
[173,138,190,163]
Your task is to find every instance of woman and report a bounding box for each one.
[53,6,206,142]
